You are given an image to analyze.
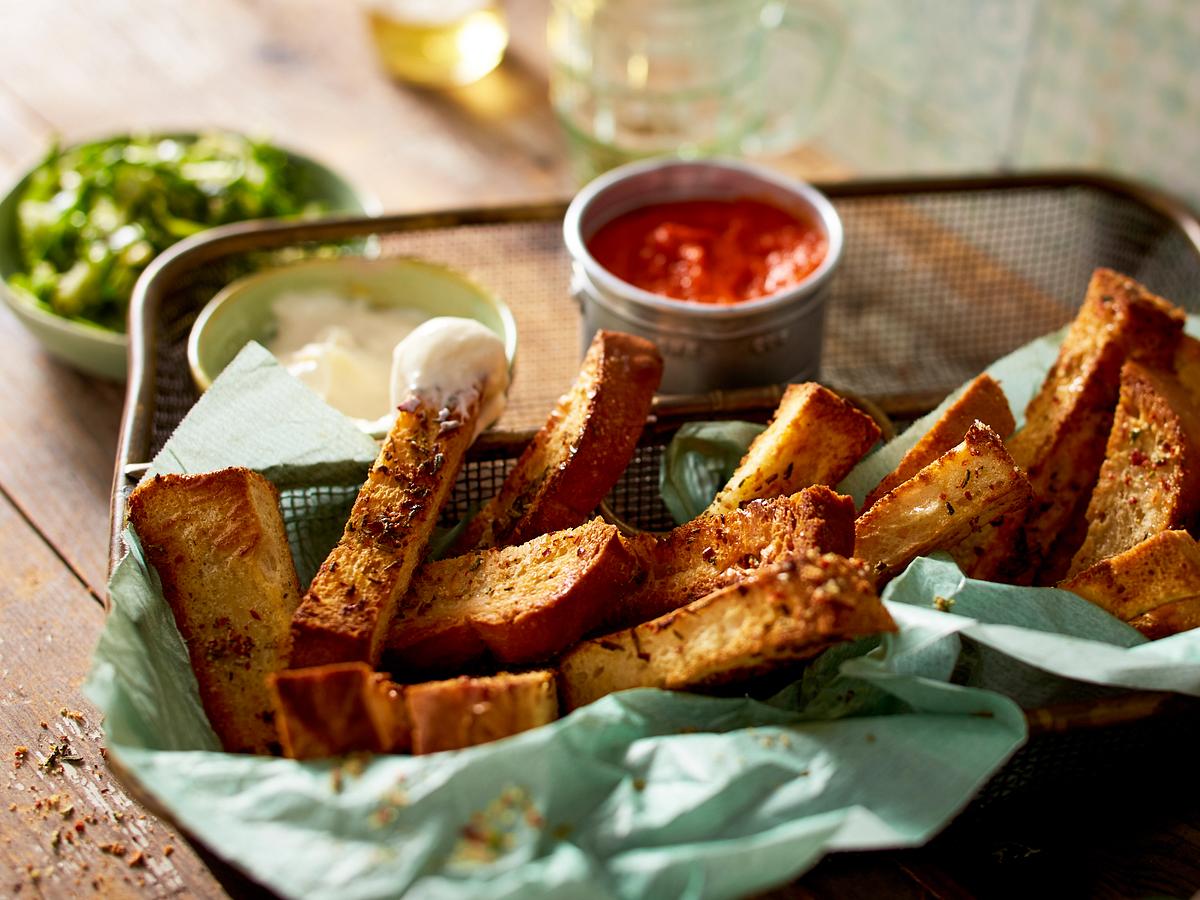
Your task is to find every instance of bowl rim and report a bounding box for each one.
[0,129,378,351]
[186,254,520,392]
[562,156,845,319]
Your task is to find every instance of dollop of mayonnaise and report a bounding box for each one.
[268,291,428,427]
[389,317,509,439]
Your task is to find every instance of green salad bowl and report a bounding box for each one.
[0,133,375,381]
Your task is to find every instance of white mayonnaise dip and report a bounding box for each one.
[267,291,429,427]
[389,317,509,438]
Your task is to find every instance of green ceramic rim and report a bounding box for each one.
[186,255,519,394]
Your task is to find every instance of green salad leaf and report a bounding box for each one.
[659,420,765,524]
[11,133,327,331]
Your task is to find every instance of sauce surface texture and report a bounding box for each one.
[586,198,827,304]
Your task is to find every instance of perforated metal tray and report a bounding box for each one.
[110,172,1200,816]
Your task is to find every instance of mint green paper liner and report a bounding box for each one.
[88,337,1200,899]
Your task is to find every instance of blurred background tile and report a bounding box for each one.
[811,0,1200,206]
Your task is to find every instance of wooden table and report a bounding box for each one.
[0,2,1197,897]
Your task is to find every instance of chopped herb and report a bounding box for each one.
[960,469,971,488]
[945,500,955,515]
[39,738,83,772]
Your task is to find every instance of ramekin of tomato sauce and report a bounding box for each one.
[563,158,843,394]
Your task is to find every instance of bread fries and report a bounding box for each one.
[560,553,894,710]
[269,665,557,757]
[268,663,411,759]
[290,395,479,668]
[406,671,558,755]
[453,330,663,552]
[707,383,880,514]
[862,374,1015,512]
[1006,268,1184,575]
[134,266,1200,767]
[385,518,635,673]
[854,422,1031,583]
[1173,334,1200,402]
[128,468,301,755]
[1127,598,1200,639]
[617,485,855,627]
[1060,529,1200,620]
[1067,362,1200,577]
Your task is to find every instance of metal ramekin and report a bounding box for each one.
[563,157,844,394]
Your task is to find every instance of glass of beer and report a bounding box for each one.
[365,0,509,88]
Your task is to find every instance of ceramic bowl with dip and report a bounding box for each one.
[563,157,843,394]
[188,257,517,433]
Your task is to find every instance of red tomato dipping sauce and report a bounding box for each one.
[586,198,828,304]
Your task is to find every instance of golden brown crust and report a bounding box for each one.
[1127,596,1200,639]
[854,422,1032,584]
[1067,362,1200,577]
[863,374,1015,512]
[127,467,301,755]
[1173,334,1200,402]
[290,398,478,668]
[707,383,880,514]
[948,513,1033,584]
[267,663,410,760]
[559,552,894,710]
[1060,529,1200,622]
[1006,268,1184,574]
[384,518,636,674]
[615,486,856,628]
[453,331,663,552]
[406,671,558,755]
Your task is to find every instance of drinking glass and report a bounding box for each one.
[364,0,509,88]
[548,0,846,180]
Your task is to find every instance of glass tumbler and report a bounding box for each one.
[548,0,845,180]
[365,0,509,88]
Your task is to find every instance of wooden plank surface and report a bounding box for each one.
[0,0,1196,897]
[0,490,225,898]
[0,305,125,601]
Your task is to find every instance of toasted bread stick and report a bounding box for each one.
[1060,529,1200,622]
[559,553,894,710]
[1067,363,1200,577]
[290,395,479,667]
[1127,597,1200,639]
[1173,333,1200,402]
[385,518,636,673]
[407,671,558,755]
[268,663,411,759]
[270,665,559,758]
[616,485,856,628]
[863,374,1015,512]
[854,422,1031,584]
[1006,268,1184,573]
[453,331,663,552]
[128,467,301,755]
[707,383,880,514]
